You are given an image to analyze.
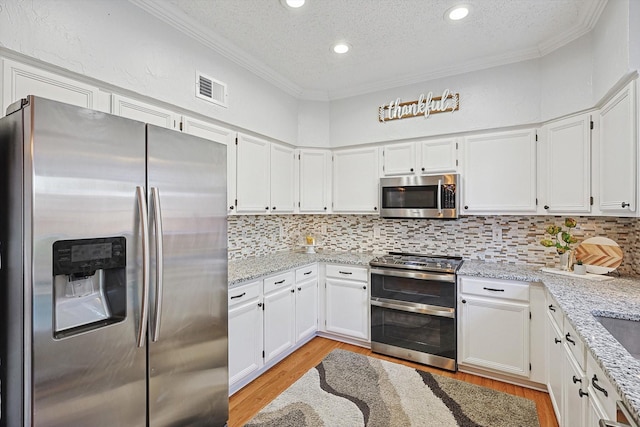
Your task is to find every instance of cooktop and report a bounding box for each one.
[369,252,463,274]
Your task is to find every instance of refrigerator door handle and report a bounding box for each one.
[151,187,164,342]
[136,186,150,348]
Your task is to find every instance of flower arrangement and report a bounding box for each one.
[540,217,578,254]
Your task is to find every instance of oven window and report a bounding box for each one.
[381,186,437,209]
[371,274,455,308]
[371,306,456,359]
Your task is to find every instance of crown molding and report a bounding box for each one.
[127,0,304,98]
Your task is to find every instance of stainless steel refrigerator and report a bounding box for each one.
[0,96,228,426]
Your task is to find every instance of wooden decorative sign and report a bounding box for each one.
[378,89,460,123]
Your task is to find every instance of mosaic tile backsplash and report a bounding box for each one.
[228,215,640,276]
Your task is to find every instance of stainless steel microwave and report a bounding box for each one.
[379,174,459,219]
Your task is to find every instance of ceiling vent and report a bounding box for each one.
[196,71,228,107]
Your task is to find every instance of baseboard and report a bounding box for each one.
[316,331,371,348]
[458,364,548,392]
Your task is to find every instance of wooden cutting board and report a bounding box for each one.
[574,237,623,274]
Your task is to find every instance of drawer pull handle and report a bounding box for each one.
[565,333,576,345]
[303,271,312,275]
[578,389,588,398]
[548,304,556,312]
[591,375,608,397]
[572,375,582,384]
[554,338,561,344]
[483,287,504,292]
[274,279,286,285]
[339,271,353,275]
[230,292,246,300]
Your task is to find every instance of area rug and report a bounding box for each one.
[245,349,540,427]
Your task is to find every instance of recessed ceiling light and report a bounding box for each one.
[446,5,470,21]
[281,0,305,8]
[333,43,350,54]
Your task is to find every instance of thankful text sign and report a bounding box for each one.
[378,89,460,122]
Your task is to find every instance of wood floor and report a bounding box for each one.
[229,337,559,427]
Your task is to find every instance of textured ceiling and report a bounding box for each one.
[132,0,607,100]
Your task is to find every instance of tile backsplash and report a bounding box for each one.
[228,215,639,276]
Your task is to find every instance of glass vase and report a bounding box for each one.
[558,250,573,271]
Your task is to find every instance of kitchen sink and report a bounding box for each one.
[593,315,640,360]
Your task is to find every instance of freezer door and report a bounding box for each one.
[28,97,148,426]
[146,125,228,426]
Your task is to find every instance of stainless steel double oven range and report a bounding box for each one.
[369,252,463,372]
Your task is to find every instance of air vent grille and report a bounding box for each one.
[196,71,227,108]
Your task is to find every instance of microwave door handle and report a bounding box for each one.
[437,179,442,214]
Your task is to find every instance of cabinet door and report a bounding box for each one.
[269,143,295,213]
[111,94,179,129]
[564,349,587,427]
[295,277,318,342]
[382,142,415,176]
[181,116,236,214]
[459,296,530,376]
[325,277,368,340]
[236,133,270,213]
[547,311,564,422]
[419,138,458,174]
[228,299,263,386]
[598,81,636,214]
[263,286,295,363]
[2,59,99,111]
[543,114,591,213]
[299,149,331,213]
[462,129,537,213]
[332,147,379,213]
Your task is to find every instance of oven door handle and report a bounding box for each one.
[437,178,442,214]
[370,268,456,283]
[371,298,455,318]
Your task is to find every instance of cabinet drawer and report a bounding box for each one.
[295,263,318,281]
[326,264,368,281]
[229,280,261,308]
[564,319,586,371]
[264,271,295,294]
[547,292,564,329]
[459,276,529,301]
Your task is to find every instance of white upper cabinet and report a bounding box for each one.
[111,94,179,129]
[235,133,295,214]
[597,81,637,215]
[332,147,380,213]
[181,116,236,215]
[298,149,331,213]
[419,138,458,174]
[381,142,416,176]
[269,144,295,213]
[540,113,592,214]
[2,59,100,112]
[236,133,271,213]
[462,129,537,214]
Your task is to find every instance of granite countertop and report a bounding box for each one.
[228,252,640,424]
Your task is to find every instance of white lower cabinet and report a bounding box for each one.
[263,271,296,363]
[458,276,530,377]
[228,264,320,394]
[324,265,369,341]
[547,310,564,421]
[228,281,263,387]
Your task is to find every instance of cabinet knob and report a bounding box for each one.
[421,167,425,172]
[410,168,414,172]
[461,299,466,304]
[297,287,302,291]
[554,338,561,344]
[229,206,234,210]
[622,202,629,208]
[362,286,367,290]
[265,207,269,210]
[544,205,549,209]
[290,289,295,293]
[578,389,588,398]
[572,375,582,384]
[257,302,263,308]
[324,207,327,210]
[464,206,469,210]
[272,206,277,210]
[374,207,377,211]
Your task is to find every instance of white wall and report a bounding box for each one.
[591,0,630,102]
[0,0,299,144]
[297,100,331,147]
[629,0,640,71]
